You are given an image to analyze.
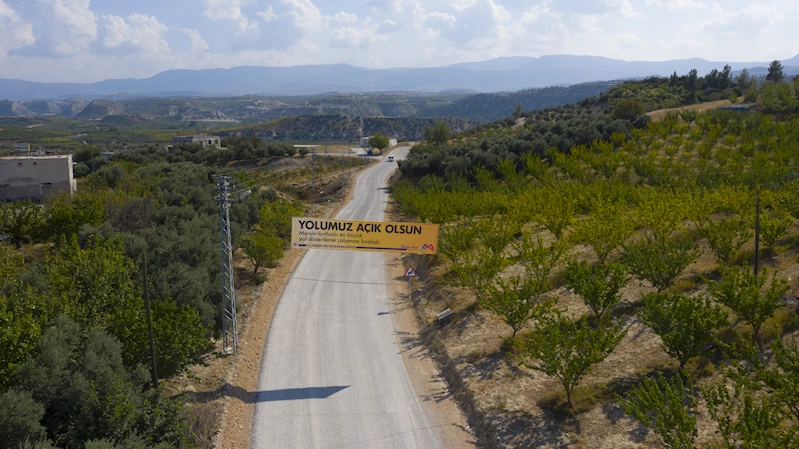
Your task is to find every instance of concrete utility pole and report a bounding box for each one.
[312,146,316,218]
[214,175,238,353]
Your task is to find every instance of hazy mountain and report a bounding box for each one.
[0,54,796,101]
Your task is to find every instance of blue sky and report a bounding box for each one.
[0,0,797,82]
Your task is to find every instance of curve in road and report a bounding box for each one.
[251,147,443,449]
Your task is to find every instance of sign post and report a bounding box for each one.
[404,265,417,302]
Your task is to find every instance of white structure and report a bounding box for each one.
[360,136,398,148]
[0,155,76,201]
[172,134,222,148]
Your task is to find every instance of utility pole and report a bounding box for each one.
[312,146,316,218]
[214,175,238,353]
[754,192,761,276]
[142,252,158,388]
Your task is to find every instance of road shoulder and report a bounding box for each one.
[215,161,376,449]
[384,225,477,447]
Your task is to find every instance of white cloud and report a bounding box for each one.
[12,0,97,57]
[97,14,170,57]
[367,0,405,14]
[331,23,384,48]
[180,28,210,54]
[4,0,799,83]
[203,0,257,34]
[282,0,324,32]
[331,11,358,23]
[425,12,457,30]
[258,6,278,21]
[0,0,35,55]
[645,0,704,10]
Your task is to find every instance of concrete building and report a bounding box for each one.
[0,155,76,201]
[172,134,222,148]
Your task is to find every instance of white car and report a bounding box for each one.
[387,156,395,162]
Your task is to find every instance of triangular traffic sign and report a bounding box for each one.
[404,266,418,278]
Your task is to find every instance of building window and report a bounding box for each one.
[18,162,23,167]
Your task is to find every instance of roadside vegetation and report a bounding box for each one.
[0,139,370,448]
[393,68,799,447]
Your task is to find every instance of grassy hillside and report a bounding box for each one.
[390,76,799,448]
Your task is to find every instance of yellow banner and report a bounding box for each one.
[291,217,439,254]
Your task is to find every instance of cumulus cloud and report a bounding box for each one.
[0,0,35,54]
[203,0,257,34]
[331,23,384,48]
[645,0,704,10]
[4,0,799,83]
[282,0,323,32]
[96,14,170,57]
[11,0,97,57]
[367,0,405,14]
[181,28,210,54]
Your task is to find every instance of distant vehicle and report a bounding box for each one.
[387,156,394,162]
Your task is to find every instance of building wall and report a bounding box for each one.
[0,155,76,201]
[172,135,221,148]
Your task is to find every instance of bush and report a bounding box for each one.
[709,265,788,340]
[0,389,46,449]
[517,308,626,406]
[618,373,697,449]
[565,261,629,320]
[612,100,646,120]
[638,293,729,368]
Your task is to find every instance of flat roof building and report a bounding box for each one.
[172,134,222,148]
[0,155,76,201]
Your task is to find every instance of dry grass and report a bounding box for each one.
[646,99,738,122]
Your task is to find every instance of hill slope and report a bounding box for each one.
[2,54,799,100]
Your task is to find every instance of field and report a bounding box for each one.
[390,75,799,448]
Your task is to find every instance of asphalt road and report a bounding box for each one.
[251,147,443,449]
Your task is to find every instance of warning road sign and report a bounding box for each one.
[404,266,418,278]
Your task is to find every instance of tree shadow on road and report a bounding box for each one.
[180,384,350,404]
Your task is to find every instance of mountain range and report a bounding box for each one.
[1,54,798,101]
